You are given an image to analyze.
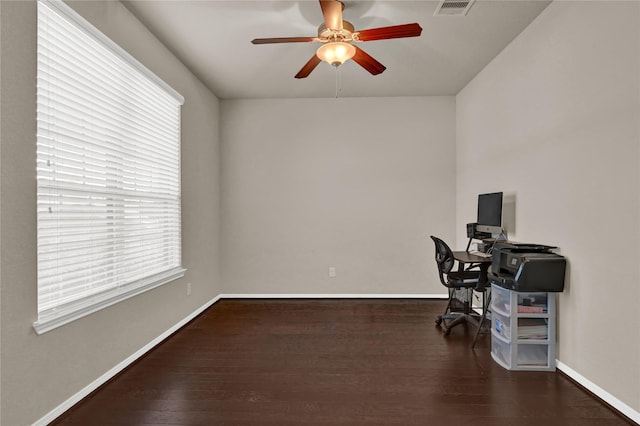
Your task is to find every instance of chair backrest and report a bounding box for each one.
[430,236,455,286]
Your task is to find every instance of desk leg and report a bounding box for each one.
[472,290,492,348]
[477,264,489,290]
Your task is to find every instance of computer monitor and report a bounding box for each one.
[476,192,503,234]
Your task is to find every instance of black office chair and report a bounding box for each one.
[430,236,481,336]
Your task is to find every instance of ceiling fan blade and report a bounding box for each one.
[319,0,343,31]
[355,23,423,42]
[352,46,386,75]
[252,37,317,45]
[295,55,322,79]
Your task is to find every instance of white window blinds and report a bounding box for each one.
[35,0,185,334]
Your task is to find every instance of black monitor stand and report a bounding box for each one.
[465,233,492,253]
[465,237,473,253]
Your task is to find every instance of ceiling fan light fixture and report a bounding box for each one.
[316,41,356,67]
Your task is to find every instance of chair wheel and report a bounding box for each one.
[443,327,452,336]
[435,317,443,326]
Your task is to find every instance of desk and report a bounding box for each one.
[452,251,492,290]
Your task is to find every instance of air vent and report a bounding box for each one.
[434,0,476,16]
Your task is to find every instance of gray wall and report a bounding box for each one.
[456,0,640,413]
[220,97,456,295]
[0,1,221,424]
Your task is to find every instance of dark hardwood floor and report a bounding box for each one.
[52,299,632,425]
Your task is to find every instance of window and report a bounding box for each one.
[35,0,185,334]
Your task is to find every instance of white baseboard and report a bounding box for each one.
[50,295,634,426]
[220,293,447,299]
[33,295,221,426]
[556,360,640,424]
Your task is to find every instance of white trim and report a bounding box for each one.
[220,293,448,299]
[32,295,640,426]
[33,295,220,426]
[556,360,640,424]
[33,269,186,335]
[34,295,638,426]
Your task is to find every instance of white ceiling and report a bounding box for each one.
[122,0,551,99]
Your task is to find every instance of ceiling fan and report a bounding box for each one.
[251,0,423,78]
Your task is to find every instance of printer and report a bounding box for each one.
[488,242,566,292]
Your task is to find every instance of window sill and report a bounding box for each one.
[33,267,186,335]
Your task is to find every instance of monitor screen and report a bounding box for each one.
[477,192,503,233]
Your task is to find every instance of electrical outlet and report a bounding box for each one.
[329,267,336,278]
[187,282,192,296]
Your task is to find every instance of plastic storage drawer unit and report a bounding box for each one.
[489,283,556,371]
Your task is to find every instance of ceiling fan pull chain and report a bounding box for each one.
[335,66,342,98]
